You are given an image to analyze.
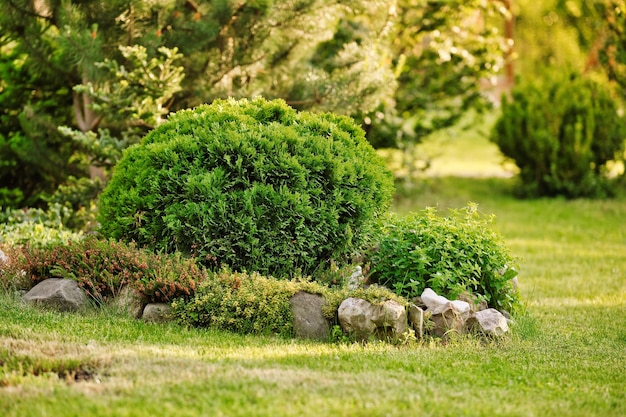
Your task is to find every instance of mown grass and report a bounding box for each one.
[2,175,626,415]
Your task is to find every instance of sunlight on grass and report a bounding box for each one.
[2,134,626,415]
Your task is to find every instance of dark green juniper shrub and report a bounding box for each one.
[5,237,208,303]
[491,73,626,198]
[366,205,520,313]
[98,97,394,278]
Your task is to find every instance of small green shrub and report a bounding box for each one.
[5,237,208,303]
[491,73,626,198]
[172,268,328,337]
[366,205,520,313]
[98,97,394,278]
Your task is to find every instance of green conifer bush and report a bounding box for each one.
[99,98,394,278]
[491,74,626,198]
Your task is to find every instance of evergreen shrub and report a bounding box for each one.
[366,205,520,313]
[491,74,626,198]
[98,97,394,277]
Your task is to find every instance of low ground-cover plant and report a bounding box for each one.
[98,97,394,278]
[491,73,626,198]
[2,237,207,303]
[172,268,328,337]
[366,204,520,313]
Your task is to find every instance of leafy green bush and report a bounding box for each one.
[491,74,626,198]
[4,237,208,303]
[172,268,328,337]
[366,205,520,313]
[99,97,394,277]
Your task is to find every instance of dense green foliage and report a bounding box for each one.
[0,47,80,208]
[1,237,208,303]
[0,0,512,209]
[99,98,394,277]
[367,205,520,313]
[491,74,626,198]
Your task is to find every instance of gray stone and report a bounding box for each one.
[290,291,330,340]
[111,286,145,319]
[338,297,407,341]
[23,278,88,312]
[0,249,8,265]
[408,304,425,339]
[466,308,509,337]
[420,287,449,312]
[142,303,173,323]
[430,306,466,338]
[420,288,471,338]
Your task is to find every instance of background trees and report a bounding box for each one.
[0,0,396,209]
[3,0,621,209]
[364,0,511,150]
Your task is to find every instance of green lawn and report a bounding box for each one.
[2,163,626,415]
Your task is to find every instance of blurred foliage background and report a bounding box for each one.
[0,0,625,213]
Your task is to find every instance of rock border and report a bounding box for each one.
[20,278,510,342]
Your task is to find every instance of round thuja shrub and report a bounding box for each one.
[491,73,626,198]
[98,97,394,277]
[366,205,520,313]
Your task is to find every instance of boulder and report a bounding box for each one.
[289,291,330,341]
[23,278,88,312]
[111,286,145,319]
[338,297,407,341]
[421,288,470,318]
[467,308,509,337]
[408,304,425,339]
[430,306,466,338]
[420,288,449,312]
[421,288,470,338]
[142,303,173,323]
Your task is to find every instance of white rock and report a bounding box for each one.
[338,297,407,340]
[421,288,450,312]
[451,299,471,320]
[466,308,509,337]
